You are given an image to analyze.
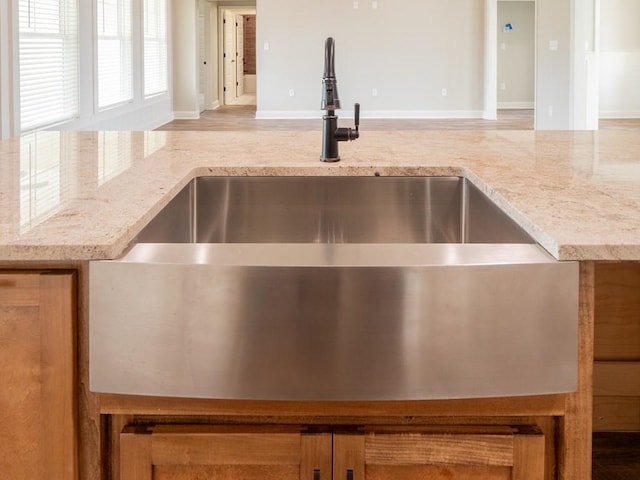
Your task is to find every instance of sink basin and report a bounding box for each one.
[135,176,534,244]
[90,176,578,401]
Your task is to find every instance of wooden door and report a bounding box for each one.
[333,426,545,480]
[223,10,237,105]
[120,425,332,480]
[0,271,76,480]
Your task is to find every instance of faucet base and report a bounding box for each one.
[320,113,340,162]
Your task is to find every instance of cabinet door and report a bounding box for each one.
[0,272,76,480]
[333,426,544,480]
[120,425,332,480]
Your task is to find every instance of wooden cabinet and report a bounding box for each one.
[0,271,76,480]
[594,263,640,431]
[119,425,544,480]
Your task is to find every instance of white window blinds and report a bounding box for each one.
[143,0,168,97]
[97,0,132,109]
[18,0,79,132]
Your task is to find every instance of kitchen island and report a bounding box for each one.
[1,129,639,480]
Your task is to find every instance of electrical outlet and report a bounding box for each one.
[372,88,378,97]
[548,106,553,117]
[441,88,447,97]
[501,82,506,91]
[289,89,295,97]
[264,42,270,51]
[501,42,506,50]
[353,1,358,8]
[549,40,558,51]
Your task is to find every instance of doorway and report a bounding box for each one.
[219,6,256,106]
[497,1,535,112]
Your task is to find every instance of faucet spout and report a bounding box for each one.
[321,37,340,111]
[324,37,336,79]
[320,37,360,162]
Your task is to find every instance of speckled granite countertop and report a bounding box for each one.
[1,129,639,261]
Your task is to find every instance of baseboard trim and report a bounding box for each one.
[256,110,485,120]
[141,115,174,131]
[173,111,200,120]
[599,111,640,119]
[255,110,321,120]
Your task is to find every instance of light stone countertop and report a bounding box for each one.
[1,129,639,262]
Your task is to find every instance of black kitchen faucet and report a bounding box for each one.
[320,37,360,162]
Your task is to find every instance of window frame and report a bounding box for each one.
[17,0,79,132]
[96,0,134,111]
[143,0,168,98]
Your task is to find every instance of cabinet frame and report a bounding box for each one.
[119,424,545,480]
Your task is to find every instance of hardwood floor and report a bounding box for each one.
[593,433,640,480]
[157,106,640,132]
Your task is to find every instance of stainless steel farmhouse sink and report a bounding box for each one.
[90,177,578,401]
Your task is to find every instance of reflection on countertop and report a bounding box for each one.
[0,129,639,261]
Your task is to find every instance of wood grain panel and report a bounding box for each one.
[333,433,365,480]
[365,434,514,467]
[0,303,42,479]
[594,262,640,433]
[0,273,39,306]
[558,261,594,480]
[513,428,545,480]
[595,262,640,361]
[154,465,300,480]
[0,272,76,480]
[99,393,566,417]
[594,362,640,396]
[300,433,333,480]
[40,272,77,480]
[120,431,152,480]
[593,397,640,432]
[365,465,511,480]
[151,432,302,466]
[121,426,321,480]
[534,416,557,480]
[341,426,545,480]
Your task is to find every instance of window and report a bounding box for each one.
[18,0,78,131]
[143,0,168,97]
[97,0,132,109]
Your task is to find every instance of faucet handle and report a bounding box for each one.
[334,103,360,142]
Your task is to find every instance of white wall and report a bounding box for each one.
[0,0,16,138]
[497,1,535,108]
[172,0,199,118]
[599,0,640,118]
[571,0,598,130]
[535,0,572,129]
[206,3,220,109]
[256,0,485,119]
